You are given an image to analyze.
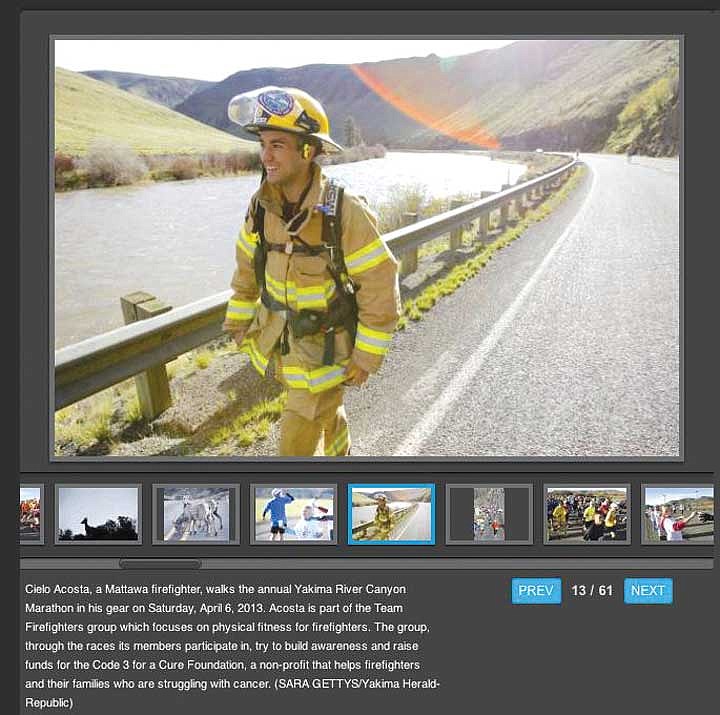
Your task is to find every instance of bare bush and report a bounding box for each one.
[77,138,147,186]
[169,155,200,180]
[54,152,75,175]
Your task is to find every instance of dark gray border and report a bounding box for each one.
[19,557,714,571]
[151,483,240,545]
[445,483,533,545]
[19,484,45,546]
[47,33,683,464]
[250,483,338,545]
[54,483,143,545]
[640,483,714,546]
[543,484,632,546]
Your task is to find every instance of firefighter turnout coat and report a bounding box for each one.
[222,163,401,438]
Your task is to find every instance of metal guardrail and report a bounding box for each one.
[55,158,577,410]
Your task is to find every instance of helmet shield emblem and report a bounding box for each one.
[257,90,295,117]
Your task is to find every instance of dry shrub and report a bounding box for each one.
[77,138,147,186]
[169,155,200,180]
[54,153,75,175]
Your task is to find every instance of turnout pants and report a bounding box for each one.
[279,385,351,457]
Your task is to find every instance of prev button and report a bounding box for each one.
[511,578,562,604]
[624,578,673,605]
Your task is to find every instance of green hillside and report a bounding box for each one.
[603,69,679,155]
[55,67,255,156]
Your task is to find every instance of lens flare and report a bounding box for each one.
[350,63,499,149]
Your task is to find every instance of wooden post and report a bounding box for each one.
[498,184,511,230]
[120,291,173,420]
[516,192,527,219]
[399,212,419,277]
[449,199,464,250]
[476,190,492,241]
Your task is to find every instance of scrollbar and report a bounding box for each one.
[119,559,202,570]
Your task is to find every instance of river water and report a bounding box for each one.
[54,151,525,348]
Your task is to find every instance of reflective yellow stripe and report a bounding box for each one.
[345,238,390,276]
[355,322,393,356]
[236,227,259,260]
[265,271,335,309]
[240,338,269,375]
[225,298,257,321]
[281,361,349,393]
[324,425,350,456]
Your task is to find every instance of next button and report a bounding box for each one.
[511,578,562,605]
[624,578,673,605]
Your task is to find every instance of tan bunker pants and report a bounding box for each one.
[279,386,350,457]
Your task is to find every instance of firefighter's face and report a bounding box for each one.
[259,130,308,186]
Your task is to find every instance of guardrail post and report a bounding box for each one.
[498,184,511,229]
[120,291,173,420]
[515,192,527,219]
[476,190,493,241]
[399,212,419,276]
[449,199,464,250]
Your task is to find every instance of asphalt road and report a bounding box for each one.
[345,154,680,458]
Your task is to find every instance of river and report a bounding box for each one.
[54,151,525,348]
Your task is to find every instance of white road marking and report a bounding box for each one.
[394,167,597,456]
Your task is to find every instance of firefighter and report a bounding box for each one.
[223,86,401,457]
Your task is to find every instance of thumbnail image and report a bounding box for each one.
[161,486,233,543]
[545,487,628,543]
[642,487,714,544]
[473,488,506,541]
[349,485,435,545]
[20,487,42,543]
[56,486,140,543]
[253,486,335,543]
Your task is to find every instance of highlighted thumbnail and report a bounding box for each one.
[157,486,237,544]
[545,486,628,544]
[20,486,43,543]
[252,486,336,543]
[349,485,435,545]
[642,486,714,544]
[56,485,141,543]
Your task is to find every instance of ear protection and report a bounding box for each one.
[302,143,311,160]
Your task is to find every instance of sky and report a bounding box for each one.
[58,487,139,532]
[54,39,515,81]
[644,487,713,506]
[20,488,41,502]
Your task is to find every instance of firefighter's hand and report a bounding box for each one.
[344,361,369,387]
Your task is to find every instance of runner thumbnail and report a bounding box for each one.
[20,486,42,543]
[545,486,628,543]
[642,486,714,544]
[252,486,336,543]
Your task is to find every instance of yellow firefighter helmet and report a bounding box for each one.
[227,86,343,154]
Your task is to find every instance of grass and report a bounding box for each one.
[55,67,254,156]
[205,394,287,452]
